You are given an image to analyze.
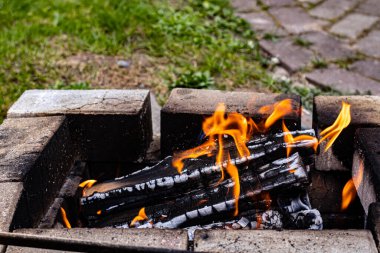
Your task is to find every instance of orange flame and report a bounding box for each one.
[226,155,240,216]
[341,161,364,211]
[260,99,295,130]
[319,102,351,152]
[172,99,299,217]
[79,180,97,195]
[131,207,148,226]
[60,207,71,229]
[282,120,318,157]
[172,103,254,174]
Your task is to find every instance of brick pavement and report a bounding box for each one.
[233,0,380,95]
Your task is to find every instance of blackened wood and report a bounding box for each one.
[83,153,308,227]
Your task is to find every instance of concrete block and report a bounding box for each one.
[161,88,301,156]
[354,128,380,213]
[0,183,23,252]
[6,228,188,252]
[7,89,153,162]
[313,96,380,171]
[194,229,377,253]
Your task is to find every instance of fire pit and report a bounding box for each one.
[0,89,379,252]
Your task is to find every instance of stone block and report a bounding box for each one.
[313,96,380,171]
[7,90,153,162]
[6,228,188,252]
[0,183,23,252]
[237,12,286,36]
[354,128,380,213]
[350,60,380,81]
[305,67,380,95]
[0,117,71,181]
[161,88,301,156]
[260,38,314,72]
[269,7,327,34]
[309,0,359,20]
[194,229,377,253]
[367,202,380,250]
[300,31,354,61]
[330,13,378,39]
[356,30,380,58]
[231,0,259,13]
[357,0,380,17]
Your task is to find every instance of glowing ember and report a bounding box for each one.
[319,101,351,152]
[131,207,148,226]
[60,207,71,229]
[79,180,97,195]
[341,160,364,211]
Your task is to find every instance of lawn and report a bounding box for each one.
[0,0,330,122]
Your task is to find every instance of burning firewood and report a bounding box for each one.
[80,152,310,228]
[80,129,316,214]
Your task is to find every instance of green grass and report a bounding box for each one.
[0,0,332,123]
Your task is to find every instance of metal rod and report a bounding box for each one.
[0,231,192,253]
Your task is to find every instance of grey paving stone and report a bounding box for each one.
[300,31,354,61]
[357,0,380,17]
[262,0,295,7]
[309,0,359,20]
[6,228,188,252]
[350,60,380,81]
[7,89,150,117]
[0,183,23,252]
[305,67,380,94]
[356,30,380,58]
[260,38,314,72]
[298,0,320,4]
[269,7,328,34]
[330,13,378,39]
[238,12,286,35]
[231,0,259,13]
[193,229,377,253]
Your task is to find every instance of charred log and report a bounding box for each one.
[82,153,309,227]
[80,130,316,217]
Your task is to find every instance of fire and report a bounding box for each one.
[341,161,364,211]
[282,121,318,157]
[319,101,351,152]
[259,99,296,129]
[79,180,97,195]
[60,207,71,229]
[172,103,254,174]
[131,207,148,226]
[226,155,240,216]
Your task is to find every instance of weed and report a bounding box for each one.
[293,37,313,48]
